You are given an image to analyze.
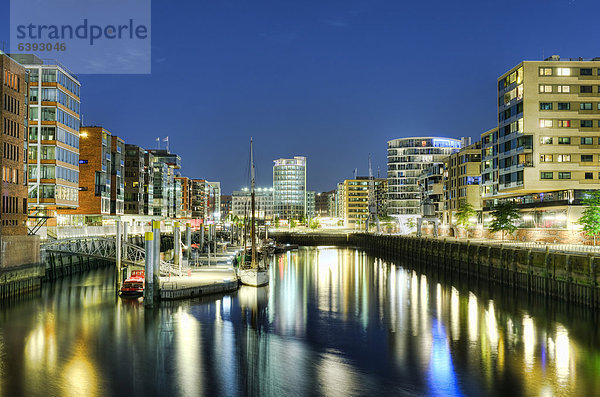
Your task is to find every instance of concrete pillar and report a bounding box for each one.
[200,225,205,252]
[144,231,154,307]
[185,222,192,261]
[174,221,181,276]
[123,221,129,245]
[153,220,161,287]
[116,220,122,294]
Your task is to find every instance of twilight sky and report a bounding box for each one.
[1,0,599,193]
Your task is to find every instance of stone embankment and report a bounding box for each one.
[272,232,600,308]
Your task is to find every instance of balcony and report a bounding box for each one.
[499,180,524,190]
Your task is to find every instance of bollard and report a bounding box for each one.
[152,220,161,298]
[186,222,192,261]
[144,231,154,307]
[174,221,181,276]
[116,220,122,294]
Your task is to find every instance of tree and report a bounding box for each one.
[337,219,344,227]
[290,219,297,229]
[579,190,600,245]
[488,202,520,241]
[309,218,320,230]
[455,202,477,239]
[406,217,416,230]
[300,216,307,226]
[274,216,280,229]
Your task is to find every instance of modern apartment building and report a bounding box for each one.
[335,182,345,220]
[306,191,316,219]
[273,156,306,220]
[148,149,181,218]
[207,181,221,221]
[13,55,81,225]
[175,176,191,218]
[418,163,445,218]
[486,56,600,228]
[143,151,154,216]
[191,179,208,220]
[444,141,482,225]
[387,137,461,216]
[57,126,110,225]
[0,53,28,235]
[124,144,146,215]
[315,190,336,217]
[110,135,125,216]
[220,194,232,220]
[340,177,387,227]
[232,187,274,220]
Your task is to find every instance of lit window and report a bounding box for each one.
[581,137,593,145]
[557,68,571,76]
[580,103,593,110]
[540,154,553,162]
[557,154,571,162]
[539,85,552,93]
[558,120,571,127]
[558,172,571,179]
[558,137,571,144]
[540,136,553,144]
[539,67,553,76]
[557,85,570,93]
[539,119,553,128]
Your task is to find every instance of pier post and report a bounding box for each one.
[144,231,154,307]
[153,221,161,295]
[200,225,205,253]
[185,223,192,261]
[123,221,129,244]
[116,220,122,294]
[174,222,181,276]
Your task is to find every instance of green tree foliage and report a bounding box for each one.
[579,190,600,245]
[274,216,280,229]
[488,202,520,240]
[290,219,297,229]
[309,219,320,230]
[337,219,344,227]
[455,202,476,239]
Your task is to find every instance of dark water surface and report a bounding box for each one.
[1,247,599,396]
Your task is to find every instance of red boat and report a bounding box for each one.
[119,270,145,298]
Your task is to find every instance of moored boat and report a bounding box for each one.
[119,269,145,298]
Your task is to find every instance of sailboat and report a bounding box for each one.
[239,138,269,287]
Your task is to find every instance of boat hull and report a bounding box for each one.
[239,268,269,287]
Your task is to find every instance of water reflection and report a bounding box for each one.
[0,247,599,396]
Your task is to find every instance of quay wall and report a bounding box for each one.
[272,232,600,308]
[0,236,45,299]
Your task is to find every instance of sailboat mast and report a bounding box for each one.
[251,138,256,268]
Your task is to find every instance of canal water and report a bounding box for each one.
[0,246,599,396]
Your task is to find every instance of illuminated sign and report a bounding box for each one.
[432,139,460,148]
[79,159,88,164]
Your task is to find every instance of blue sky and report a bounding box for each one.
[1,0,599,193]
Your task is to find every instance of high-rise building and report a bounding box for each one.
[340,177,387,227]
[110,135,125,216]
[57,126,110,224]
[124,144,146,215]
[273,156,306,220]
[485,56,600,228]
[444,141,482,225]
[148,149,181,218]
[387,137,461,216]
[232,187,274,220]
[13,55,81,225]
[0,53,28,235]
[191,179,208,220]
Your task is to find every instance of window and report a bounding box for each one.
[581,137,593,145]
[557,85,570,93]
[541,172,553,180]
[540,154,553,162]
[580,102,593,110]
[585,172,593,179]
[539,85,553,93]
[581,85,593,93]
[581,154,593,162]
[539,119,553,128]
[558,120,571,127]
[558,137,571,144]
[581,68,593,76]
[539,67,553,76]
[557,68,571,76]
[540,136,553,144]
[581,120,593,128]
[540,102,553,110]
[557,103,570,110]
[558,172,571,179]
[557,154,571,162]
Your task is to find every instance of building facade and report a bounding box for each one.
[14,55,81,225]
[220,194,232,220]
[232,187,274,220]
[387,137,461,216]
[340,177,388,227]
[191,179,208,220]
[315,190,336,217]
[143,151,154,216]
[0,53,28,235]
[110,135,125,216]
[148,149,181,218]
[273,156,306,220]
[175,176,191,218]
[306,190,316,219]
[486,56,600,228]
[207,181,221,221]
[444,141,482,225]
[124,144,146,215]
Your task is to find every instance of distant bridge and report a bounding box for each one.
[41,236,178,276]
